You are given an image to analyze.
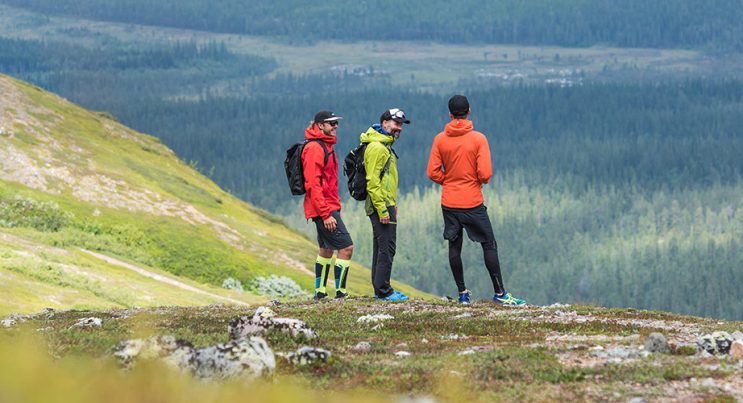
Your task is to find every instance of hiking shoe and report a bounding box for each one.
[335,290,349,299]
[313,292,328,301]
[376,290,409,302]
[492,293,526,306]
[458,290,471,304]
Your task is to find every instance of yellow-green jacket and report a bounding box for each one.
[360,125,398,218]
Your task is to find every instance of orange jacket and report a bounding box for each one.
[426,119,492,209]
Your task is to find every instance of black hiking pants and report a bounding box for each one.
[369,206,396,298]
[442,204,506,295]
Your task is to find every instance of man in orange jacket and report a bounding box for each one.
[302,110,354,300]
[426,95,525,306]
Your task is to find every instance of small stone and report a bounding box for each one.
[354,341,372,352]
[267,300,282,307]
[371,323,384,331]
[71,317,103,329]
[421,338,429,344]
[452,312,473,319]
[1,319,15,328]
[644,332,670,353]
[730,340,743,360]
[286,346,331,366]
[396,342,408,348]
[458,350,475,356]
[395,351,411,357]
[731,331,743,341]
[628,398,645,403]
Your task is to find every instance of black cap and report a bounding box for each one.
[448,95,470,116]
[314,110,343,123]
[380,108,411,124]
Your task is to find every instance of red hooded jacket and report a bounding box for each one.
[302,125,341,219]
[426,119,493,209]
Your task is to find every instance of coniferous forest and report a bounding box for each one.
[1,1,741,319]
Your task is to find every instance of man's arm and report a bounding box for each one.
[302,142,331,219]
[364,142,391,219]
[426,136,445,184]
[476,134,493,184]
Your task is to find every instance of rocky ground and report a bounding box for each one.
[2,299,742,402]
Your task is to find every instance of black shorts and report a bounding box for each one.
[442,204,495,243]
[312,210,353,250]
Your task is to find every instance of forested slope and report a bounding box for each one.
[3,0,742,50]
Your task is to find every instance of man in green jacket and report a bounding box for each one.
[361,108,410,301]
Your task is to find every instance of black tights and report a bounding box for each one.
[448,234,505,295]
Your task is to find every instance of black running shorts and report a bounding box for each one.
[312,210,353,250]
[441,204,495,243]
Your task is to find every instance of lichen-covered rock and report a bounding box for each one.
[114,336,195,370]
[113,335,275,380]
[645,332,670,353]
[228,312,317,340]
[71,317,103,329]
[1,319,15,328]
[193,338,275,379]
[698,331,734,355]
[285,346,331,366]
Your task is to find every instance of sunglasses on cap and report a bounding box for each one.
[388,108,406,120]
[324,120,339,127]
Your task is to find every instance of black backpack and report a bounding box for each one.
[284,139,329,195]
[343,143,392,201]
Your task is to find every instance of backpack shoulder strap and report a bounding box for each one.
[306,139,330,166]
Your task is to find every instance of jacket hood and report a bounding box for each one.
[305,124,337,145]
[360,124,395,144]
[444,118,474,137]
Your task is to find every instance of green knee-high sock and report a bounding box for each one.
[334,259,351,293]
[315,256,333,294]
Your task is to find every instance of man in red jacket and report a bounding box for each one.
[302,110,354,300]
[426,95,526,306]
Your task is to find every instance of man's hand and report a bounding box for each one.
[323,216,337,232]
[380,215,390,224]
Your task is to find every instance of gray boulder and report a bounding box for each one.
[193,338,275,379]
[113,335,275,380]
[644,332,670,353]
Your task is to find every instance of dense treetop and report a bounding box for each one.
[3,0,743,51]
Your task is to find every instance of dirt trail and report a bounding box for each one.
[80,249,250,306]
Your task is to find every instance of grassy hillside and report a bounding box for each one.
[2,299,742,402]
[0,74,427,314]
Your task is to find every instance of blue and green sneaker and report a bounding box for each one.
[492,293,526,306]
[458,290,471,304]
